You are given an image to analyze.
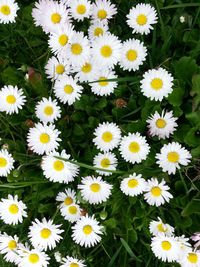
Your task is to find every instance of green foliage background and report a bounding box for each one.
[0,0,200,266]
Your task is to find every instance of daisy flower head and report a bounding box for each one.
[67,32,90,67]
[56,188,77,207]
[119,132,150,164]
[0,0,19,24]
[48,24,74,57]
[0,85,26,114]
[27,123,61,155]
[92,0,117,22]
[35,97,61,123]
[72,214,103,247]
[151,234,180,262]
[69,0,92,21]
[0,233,20,264]
[60,203,81,223]
[41,150,79,184]
[88,20,108,41]
[93,151,117,176]
[18,248,50,267]
[149,217,174,237]
[179,250,200,267]
[28,218,63,251]
[119,38,147,72]
[32,0,52,27]
[91,33,121,69]
[45,56,70,81]
[144,178,173,207]
[0,149,14,177]
[60,256,86,267]
[78,176,113,204]
[156,142,192,175]
[120,173,146,197]
[140,67,174,101]
[127,3,157,35]
[90,69,118,96]
[147,110,178,139]
[0,195,27,225]
[175,235,191,259]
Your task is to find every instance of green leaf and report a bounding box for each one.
[174,56,198,82]
[182,198,200,216]
[120,238,142,262]
[168,87,185,106]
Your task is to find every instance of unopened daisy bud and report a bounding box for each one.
[2,144,9,150]
[180,16,185,23]
[54,251,62,263]
[100,210,107,220]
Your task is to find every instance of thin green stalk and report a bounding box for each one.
[161,3,200,9]
[179,169,188,194]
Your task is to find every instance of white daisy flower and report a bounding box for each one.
[28,218,63,251]
[56,188,77,207]
[0,149,14,177]
[156,142,192,175]
[48,24,74,57]
[0,0,19,24]
[93,151,117,176]
[69,0,92,21]
[35,97,61,123]
[140,67,174,101]
[151,235,180,262]
[92,0,117,22]
[0,85,26,114]
[175,235,191,260]
[78,176,112,204]
[18,248,50,267]
[119,132,150,164]
[180,250,200,267]
[0,233,20,264]
[45,56,70,81]
[72,58,98,83]
[91,33,121,69]
[147,110,178,139]
[90,69,118,96]
[149,217,174,237]
[0,195,27,225]
[54,75,83,105]
[144,178,173,207]
[60,203,82,223]
[27,123,61,155]
[127,3,157,35]
[120,173,146,197]
[60,256,86,267]
[67,32,90,67]
[32,0,52,27]
[93,122,121,152]
[119,38,147,72]
[72,214,103,247]
[41,150,79,184]
[88,20,108,40]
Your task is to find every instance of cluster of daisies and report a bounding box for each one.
[149,217,200,267]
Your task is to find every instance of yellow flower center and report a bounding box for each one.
[98,76,108,87]
[40,228,52,239]
[101,45,112,58]
[102,131,113,142]
[97,9,107,19]
[53,160,64,171]
[90,183,101,192]
[0,157,7,167]
[100,158,110,168]
[129,142,140,153]
[187,253,198,263]
[167,152,179,163]
[44,106,53,116]
[83,225,93,235]
[81,63,92,73]
[136,14,147,26]
[151,78,163,90]
[56,64,65,74]
[58,34,68,46]
[29,254,40,264]
[8,240,17,250]
[151,186,162,197]
[1,5,11,15]
[39,133,50,144]
[161,241,172,251]
[6,95,16,104]
[70,263,79,267]
[126,49,138,61]
[64,197,73,206]
[71,43,83,55]
[128,179,138,188]
[68,205,78,214]
[77,4,86,14]
[9,204,19,214]
[64,85,74,94]
[156,118,166,128]
[51,13,61,24]
[94,27,104,37]
[157,223,166,232]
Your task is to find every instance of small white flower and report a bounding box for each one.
[69,0,92,21]
[0,233,20,264]
[0,0,19,24]
[92,0,117,22]
[0,149,14,177]
[56,188,77,207]
[179,250,200,267]
[88,20,108,40]
[180,16,185,23]
[149,217,174,237]
[18,248,50,267]
[120,173,146,197]
[60,256,86,267]
[60,203,82,223]
[93,151,117,176]
[45,56,71,81]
